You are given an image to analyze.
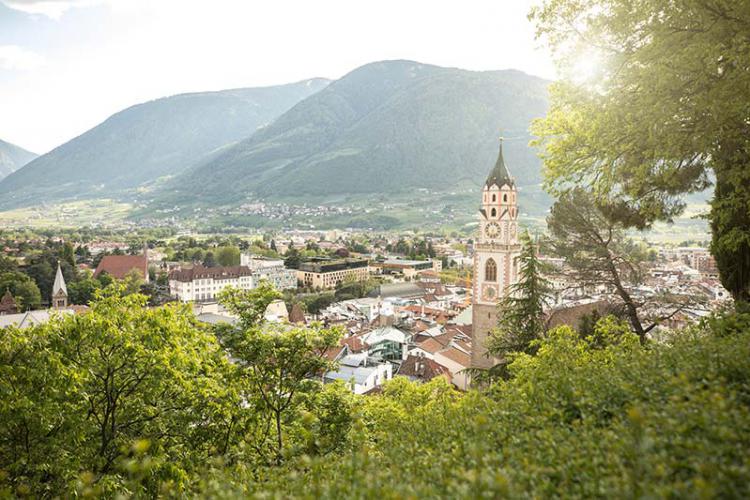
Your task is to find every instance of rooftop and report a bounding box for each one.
[485,138,514,188]
[94,254,148,280]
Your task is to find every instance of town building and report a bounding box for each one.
[240,254,297,290]
[471,139,522,369]
[324,353,393,395]
[297,257,369,289]
[0,290,18,315]
[94,248,149,283]
[168,265,254,302]
[370,258,442,278]
[51,262,68,308]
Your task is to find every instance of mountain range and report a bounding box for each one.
[0,60,550,218]
[160,61,549,206]
[0,78,330,208]
[0,139,37,181]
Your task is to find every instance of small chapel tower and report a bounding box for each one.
[471,138,522,368]
[52,262,68,309]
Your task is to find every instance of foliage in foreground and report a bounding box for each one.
[1,289,749,497]
[0,286,351,497]
[197,313,750,498]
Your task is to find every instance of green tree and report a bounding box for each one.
[202,251,217,268]
[0,286,238,496]
[216,246,241,266]
[284,247,302,269]
[25,260,54,302]
[487,231,553,364]
[60,241,76,268]
[546,188,694,341]
[217,283,342,464]
[0,255,18,274]
[96,270,114,288]
[530,0,750,302]
[67,272,101,305]
[122,268,145,295]
[0,271,42,311]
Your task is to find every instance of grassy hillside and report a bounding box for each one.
[0,79,329,209]
[158,60,549,206]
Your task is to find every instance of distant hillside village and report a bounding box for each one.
[0,143,730,395]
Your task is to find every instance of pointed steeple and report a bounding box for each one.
[485,137,514,188]
[52,262,67,308]
[0,289,18,314]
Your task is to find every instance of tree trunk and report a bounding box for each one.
[275,410,283,465]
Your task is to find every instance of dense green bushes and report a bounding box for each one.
[0,286,352,497]
[198,314,750,498]
[1,290,749,497]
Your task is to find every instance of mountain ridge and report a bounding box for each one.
[157,60,549,207]
[0,139,37,181]
[0,78,330,208]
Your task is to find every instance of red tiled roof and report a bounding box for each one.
[341,335,365,353]
[398,355,450,381]
[446,324,472,337]
[288,303,307,324]
[402,305,456,318]
[323,345,346,362]
[436,347,471,368]
[0,290,18,314]
[415,337,445,355]
[94,255,148,280]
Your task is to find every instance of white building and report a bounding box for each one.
[168,265,254,302]
[324,354,392,395]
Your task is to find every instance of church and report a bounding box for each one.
[471,139,522,369]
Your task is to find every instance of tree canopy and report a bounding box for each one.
[530,0,750,301]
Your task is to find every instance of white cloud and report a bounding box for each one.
[0,45,45,70]
[1,0,105,19]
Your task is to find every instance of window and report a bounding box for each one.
[492,193,496,202]
[490,208,497,217]
[503,194,508,202]
[485,258,497,282]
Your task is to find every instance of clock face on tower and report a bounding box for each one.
[485,222,500,239]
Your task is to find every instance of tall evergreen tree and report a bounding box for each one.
[487,231,553,361]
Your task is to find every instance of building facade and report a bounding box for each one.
[241,254,297,290]
[471,139,522,369]
[168,265,254,302]
[370,258,442,278]
[297,257,369,289]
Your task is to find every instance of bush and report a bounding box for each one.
[196,314,750,498]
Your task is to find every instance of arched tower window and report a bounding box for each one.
[490,208,497,217]
[492,194,496,202]
[485,258,497,282]
[503,193,508,202]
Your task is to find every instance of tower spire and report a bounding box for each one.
[485,137,514,188]
[52,261,68,309]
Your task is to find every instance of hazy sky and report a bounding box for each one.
[0,0,555,154]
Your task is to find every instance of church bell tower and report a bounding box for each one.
[471,138,522,368]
